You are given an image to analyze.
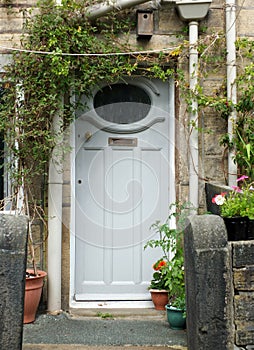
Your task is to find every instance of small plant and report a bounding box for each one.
[166,251,185,310]
[149,259,168,290]
[96,312,113,319]
[220,116,254,181]
[144,202,195,309]
[212,175,254,218]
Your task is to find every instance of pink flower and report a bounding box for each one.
[231,185,242,193]
[236,175,248,182]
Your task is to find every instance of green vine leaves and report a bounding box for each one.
[0,0,175,186]
[0,0,253,192]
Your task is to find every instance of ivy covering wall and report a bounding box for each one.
[0,0,253,202]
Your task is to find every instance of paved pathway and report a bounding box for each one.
[23,312,187,349]
[23,346,186,350]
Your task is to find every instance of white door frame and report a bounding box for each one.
[69,78,176,309]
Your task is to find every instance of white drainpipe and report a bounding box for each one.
[47,109,63,313]
[188,20,199,209]
[175,0,212,209]
[226,0,237,185]
[88,0,168,20]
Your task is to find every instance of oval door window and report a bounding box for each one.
[93,83,151,124]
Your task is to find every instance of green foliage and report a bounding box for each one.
[96,312,113,319]
[175,34,254,181]
[144,202,196,309]
[0,0,173,191]
[219,191,245,218]
[212,176,254,219]
[197,36,254,181]
[148,259,168,290]
[2,0,253,192]
[221,116,254,180]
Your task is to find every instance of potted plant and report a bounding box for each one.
[211,175,254,240]
[24,269,47,324]
[145,202,194,314]
[148,259,169,310]
[165,252,186,330]
[24,202,47,324]
[166,303,186,331]
[0,189,47,324]
[164,224,186,330]
[6,190,47,324]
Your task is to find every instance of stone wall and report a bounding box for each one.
[233,242,254,348]
[185,214,254,350]
[0,214,28,349]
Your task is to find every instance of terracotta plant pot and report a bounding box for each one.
[150,289,169,310]
[23,269,47,324]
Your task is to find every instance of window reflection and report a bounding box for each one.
[94,84,151,124]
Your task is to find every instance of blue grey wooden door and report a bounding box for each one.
[74,78,174,301]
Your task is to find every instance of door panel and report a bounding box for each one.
[75,78,172,301]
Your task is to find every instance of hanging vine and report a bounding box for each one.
[0,0,177,190]
[0,0,253,201]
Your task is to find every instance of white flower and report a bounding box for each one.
[214,194,226,206]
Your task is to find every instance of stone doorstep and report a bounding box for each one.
[68,308,166,320]
[23,346,187,350]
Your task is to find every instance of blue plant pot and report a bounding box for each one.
[166,304,186,330]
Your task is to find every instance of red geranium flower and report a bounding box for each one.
[153,260,167,271]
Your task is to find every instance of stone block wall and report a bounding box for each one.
[232,242,254,348]
[184,214,234,350]
[0,214,28,349]
[185,215,254,350]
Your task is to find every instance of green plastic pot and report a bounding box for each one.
[166,304,186,330]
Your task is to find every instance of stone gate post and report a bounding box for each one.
[184,214,234,350]
[0,214,28,350]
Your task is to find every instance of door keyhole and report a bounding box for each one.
[78,179,82,184]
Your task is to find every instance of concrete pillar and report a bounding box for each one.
[184,214,234,350]
[0,214,28,350]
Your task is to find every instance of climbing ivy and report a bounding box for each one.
[201,36,254,180]
[0,0,176,191]
[0,0,253,195]
[177,32,254,181]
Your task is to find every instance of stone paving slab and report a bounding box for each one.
[23,345,187,350]
[22,312,187,348]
